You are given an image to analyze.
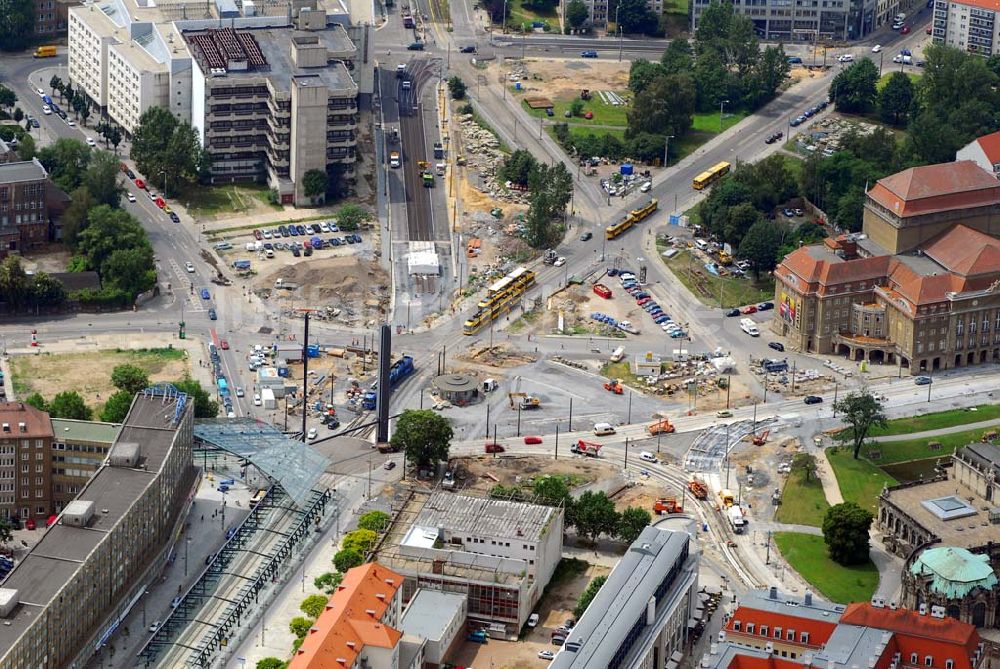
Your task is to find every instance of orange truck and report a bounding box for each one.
[654,497,683,514]
[571,440,602,457]
[688,476,708,500]
[647,418,675,435]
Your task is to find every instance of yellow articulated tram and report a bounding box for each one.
[605,198,658,240]
[463,267,536,335]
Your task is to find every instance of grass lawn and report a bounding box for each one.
[662,0,689,13]
[826,447,896,513]
[522,95,631,128]
[775,468,829,527]
[863,427,986,464]
[872,404,1000,437]
[773,532,880,604]
[658,246,774,308]
[693,110,748,134]
[877,71,921,91]
[508,0,556,28]
[178,182,280,219]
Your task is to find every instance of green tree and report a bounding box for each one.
[391,409,452,467]
[0,86,16,111]
[23,393,48,412]
[111,364,150,394]
[565,0,589,28]
[0,255,30,311]
[628,59,666,94]
[357,510,391,532]
[750,45,791,107]
[30,271,66,308]
[822,502,874,566]
[16,133,35,161]
[611,0,658,33]
[173,377,219,418]
[61,187,94,249]
[289,617,314,639]
[83,150,125,207]
[0,0,34,51]
[573,575,607,618]
[335,204,370,231]
[498,149,538,187]
[342,528,378,554]
[314,571,343,593]
[660,38,693,75]
[833,390,887,459]
[829,59,879,113]
[49,75,63,97]
[723,202,762,248]
[617,506,652,544]
[0,519,11,545]
[79,105,91,127]
[302,169,328,200]
[568,491,619,543]
[106,126,123,154]
[37,138,92,192]
[100,390,134,423]
[12,107,22,123]
[131,106,203,193]
[626,74,695,139]
[569,98,585,117]
[49,391,92,420]
[737,218,782,279]
[834,188,866,232]
[333,548,364,572]
[300,594,329,619]
[792,452,818,482]
[523,162,573,248]
[533,476,572,506]
[447,76,467,100]
[256,659,287,669]
[878,71,915,126]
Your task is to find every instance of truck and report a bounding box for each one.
[362,355,416,410]
[402,13,415,28]
[33,46,57,58]
[542,249,558,265]
[421,171,434,187]
[647,418,675,435]
[593,283,612,299]
[654,497,683,514]
[740,318,760,337]
[433,142,444,159]
[389,151,401,168]
[571,440,602,457]
[261,387,277,410]
[508,392,540,410]
[728,506,746,534]
[718,489,735,510]
[609,346,626,363]
[274,278,299,290]
[396,63,407,77]
[688,476,708,500]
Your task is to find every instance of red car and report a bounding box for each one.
[220,340,229,350]
[135,178,146,189]
[524,435,543,445]
[253,229,263,240]
[637,297,651,306]
[155,197,166,209]
[26,518,36,530]
[485,442,506,453]
[925,26,932,33]
[901,25,910,33]
[742,305,758,314]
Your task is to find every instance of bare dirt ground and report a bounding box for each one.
[456,454,608,494]
[253,256,390,326]
[20,246,72,274]
[512,58,630,100]
[10,348,190,406]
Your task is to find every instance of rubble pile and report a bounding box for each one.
[457,114,529,205]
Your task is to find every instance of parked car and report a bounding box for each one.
[220,339,229,350]
[528,613,540,627]
[538,651,555,660]
[914,376,932,385]
[758,301,774,311]
[872,44,882,52]
[768,341,785,352]
[580,232,593,241]
[208,308,217,320]
[742,305,757,314]
[725,308,741,317]
[253,229,263,240]
[803,395,824,405]
[384,460,396,470]
[407,42,425,50]
[460,45,477,53]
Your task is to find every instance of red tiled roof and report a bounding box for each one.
[867,161,1000,217]
[0,402,52,439]
[972,130,1000,165]
[840,603,978,647]
[725,606,839,648]
[777,245,890,289]
[922,225,1000,276]
[289,563,404,669]
[883,261,964,308]
[727,654,804,669]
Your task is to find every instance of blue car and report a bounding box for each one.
[671,330,687,338]
[295,224,306,235]
[581,50,598,58]
[330,237,341,246]
[654,315,670,324]
[200,288,210,300]
[279,225,289,237]
[288,225,299,236]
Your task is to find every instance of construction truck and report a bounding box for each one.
[752,430,770,446]
[542,249,558,265]
[377,442,402,453]
[728,506,746,534]
[603,379,624,395]
[653,497,683,514]
[688,476,708,500]
[421,171,435,187]
[647,418,675,435]
[717,250,733,266]
[718,489,735,510]
[508,392,540,410]
[571,440,602,457]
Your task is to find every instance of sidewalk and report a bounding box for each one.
[814,446,845,505]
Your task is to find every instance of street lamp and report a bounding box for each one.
[616,3,625,62]
[158,169,167,197]
[719,99,729,133]
[663,134,674,170]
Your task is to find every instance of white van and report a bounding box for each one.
[593,423,616,436]
[694,239,709,251]
[610,346,626,362]
[640,451,656,462]
[740,318,760,337]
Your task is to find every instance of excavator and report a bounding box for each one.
[752,430,770,446]
[508,392,541,410]
[603,379,624,395]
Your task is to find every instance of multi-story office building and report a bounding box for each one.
[0,390,195,669]
[0,158,58,258]
[34,0,77,36]
[583,0,661,27]
[49,417,120,510]
[185,15,358,204]
[377,491,564,633]
[0,402,54,523]
[68,0,361,205]
[691,0,883,42]
[932,0,1000,56]
[772,159,1000,373]
[550,526,699,669]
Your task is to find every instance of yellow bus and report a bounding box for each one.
[692,161,731,190]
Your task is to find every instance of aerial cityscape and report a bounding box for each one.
[0,0,1000,666]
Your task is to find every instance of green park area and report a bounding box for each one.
[657,246,775,309]
[872,403,1000,436]
[773,533,880,604]
[180,182,281,219]
[826,447,896,514]
[774,465,829,527]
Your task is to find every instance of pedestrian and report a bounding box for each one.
[201,514,204,522]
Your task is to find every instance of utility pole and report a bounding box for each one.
[663,134,674,169]
[726,375,732,409]
[624,436,629,469]
[485,402,491,438]
[301,312,310,442]
[568,397,573,432]
[765,530,772,564]
[627,391,632,424]
[554,425,559,460]
[725,422,731,488]
[516,403,522,437]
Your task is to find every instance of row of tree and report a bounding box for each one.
[0,256,67,311]
[496,149,574,248]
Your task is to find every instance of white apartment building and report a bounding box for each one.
[932,0,999,56]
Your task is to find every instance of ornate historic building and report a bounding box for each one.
[903,546,1000,628]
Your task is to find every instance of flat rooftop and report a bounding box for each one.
[0,159,46,184]
[51,418,121,444]
[415,491,559,543]
[739,588,846,622]
[884,477,1000,548]
[400,590,467,642]
[0,393,189,650]
[375,550,527,587]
